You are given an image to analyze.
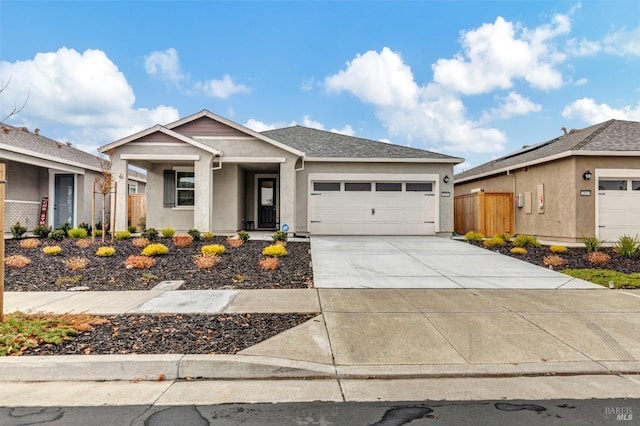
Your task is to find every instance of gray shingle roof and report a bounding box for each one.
[1,123,104,170]
[262,125,463,162]
[455,119,640,181]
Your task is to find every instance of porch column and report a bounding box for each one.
[194,155,212,231]
[110,156,129,231]
[279,160,296,235]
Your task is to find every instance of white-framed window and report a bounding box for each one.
[128,183,138,194]
[175,168,195,206]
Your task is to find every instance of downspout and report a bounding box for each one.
[211,153,223,171]
[294,153,305,172]
[511,170,516,235]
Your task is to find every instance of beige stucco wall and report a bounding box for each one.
[455,156,640,242]
[294,161,456,236]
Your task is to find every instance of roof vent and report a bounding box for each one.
[19,126,28,132]
[66,142,72,147]
[34,128,40,135]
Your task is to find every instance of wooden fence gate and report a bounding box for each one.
[128,194,146,229]
[454,192,514,237]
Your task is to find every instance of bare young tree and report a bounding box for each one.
[0,77,29,122]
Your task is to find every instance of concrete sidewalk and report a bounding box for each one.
[3,288,640,381]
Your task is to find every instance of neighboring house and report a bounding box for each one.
[100,110,463,236]
[454,119,640,242]
[1,123,144,232]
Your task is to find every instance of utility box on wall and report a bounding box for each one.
[515,194,524,208]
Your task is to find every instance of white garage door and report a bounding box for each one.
[597,178,640,241]
[309,180,436,235]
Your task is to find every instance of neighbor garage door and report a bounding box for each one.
[597,177,640,241]
[308,179,436,235]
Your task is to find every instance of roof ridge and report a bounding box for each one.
[571,119,616,150]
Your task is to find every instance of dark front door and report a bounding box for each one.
[258,177,277,229]
[54,174,74,228]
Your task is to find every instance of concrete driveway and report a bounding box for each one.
[310,236,601,289]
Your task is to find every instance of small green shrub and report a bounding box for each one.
[32,225,52,238]
[582,236,603,252]
[483,236,505,248]
[10,222,27,239]
[43,246,62,256]
[141,243,169,256]
[137,215,146,232]
[201,244,226,255]
[161,227,176,238]
[237,230,250,241]
[510,247,528,255]
[463,231,484,242]
[272,230,288,242]
[512,234,541,248]
[142,227,158,240]
[495,232,512,242]
[67,228,88,239]
[550,245,568,253]
[187,229,201,240]
[56,222,71,236]
[202,232,215,239]
[78,222,92,233]
[262,244,288,257]
[127,225,137,233]
[114,230,131,240]
[96,246,116,257]
[93,230,103,237]
[613,234,640,258]
[47,230,66,241]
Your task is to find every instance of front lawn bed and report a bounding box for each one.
[4,237,313,291]
[562,269,640,289]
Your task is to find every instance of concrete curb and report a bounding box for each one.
[2,355,640,382]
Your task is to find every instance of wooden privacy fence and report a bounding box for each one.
[128,194,146,229]
[454,192,514,237]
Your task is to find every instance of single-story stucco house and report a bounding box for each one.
[100,110,463,236]
[1,123,145,232]
[454,119,640,242]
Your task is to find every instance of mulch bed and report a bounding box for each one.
[20,313,319,356]
[4,237,313,291]
[465,240,640,274]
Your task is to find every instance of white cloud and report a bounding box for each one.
[325,47,419,108]
[432,14,569,94]
[567,27,640,57]
[244,118,279,132]
[574,78,588,86]
[0,47,180,149]
[245,115,355,137]
[144,47,185,84]
[480,92,542,123]
[144,48,250,99]
[324,47,507,153]
[193,74,250,99]
[562,98,640,123]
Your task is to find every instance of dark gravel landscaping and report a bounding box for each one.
[4,237,313,291]
[20,313,319,356]
[465,240,640,274]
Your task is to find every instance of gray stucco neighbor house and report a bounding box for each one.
[100,110,463,236]
[1,123,144,232]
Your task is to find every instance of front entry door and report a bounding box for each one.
[258,177,277,229]
[54,174,74,228]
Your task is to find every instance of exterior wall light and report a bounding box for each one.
[443,175,450,183]
[583,171,592,181]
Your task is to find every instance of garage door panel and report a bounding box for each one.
[309,180,436,235]
[598,182,640,241]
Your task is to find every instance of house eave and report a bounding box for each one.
[454,150,640,184]
[305,156,464,164]
[0,143,100,173]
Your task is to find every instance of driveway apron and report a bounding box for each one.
[310,236,600,289]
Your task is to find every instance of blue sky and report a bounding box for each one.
[1,0,638,171]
